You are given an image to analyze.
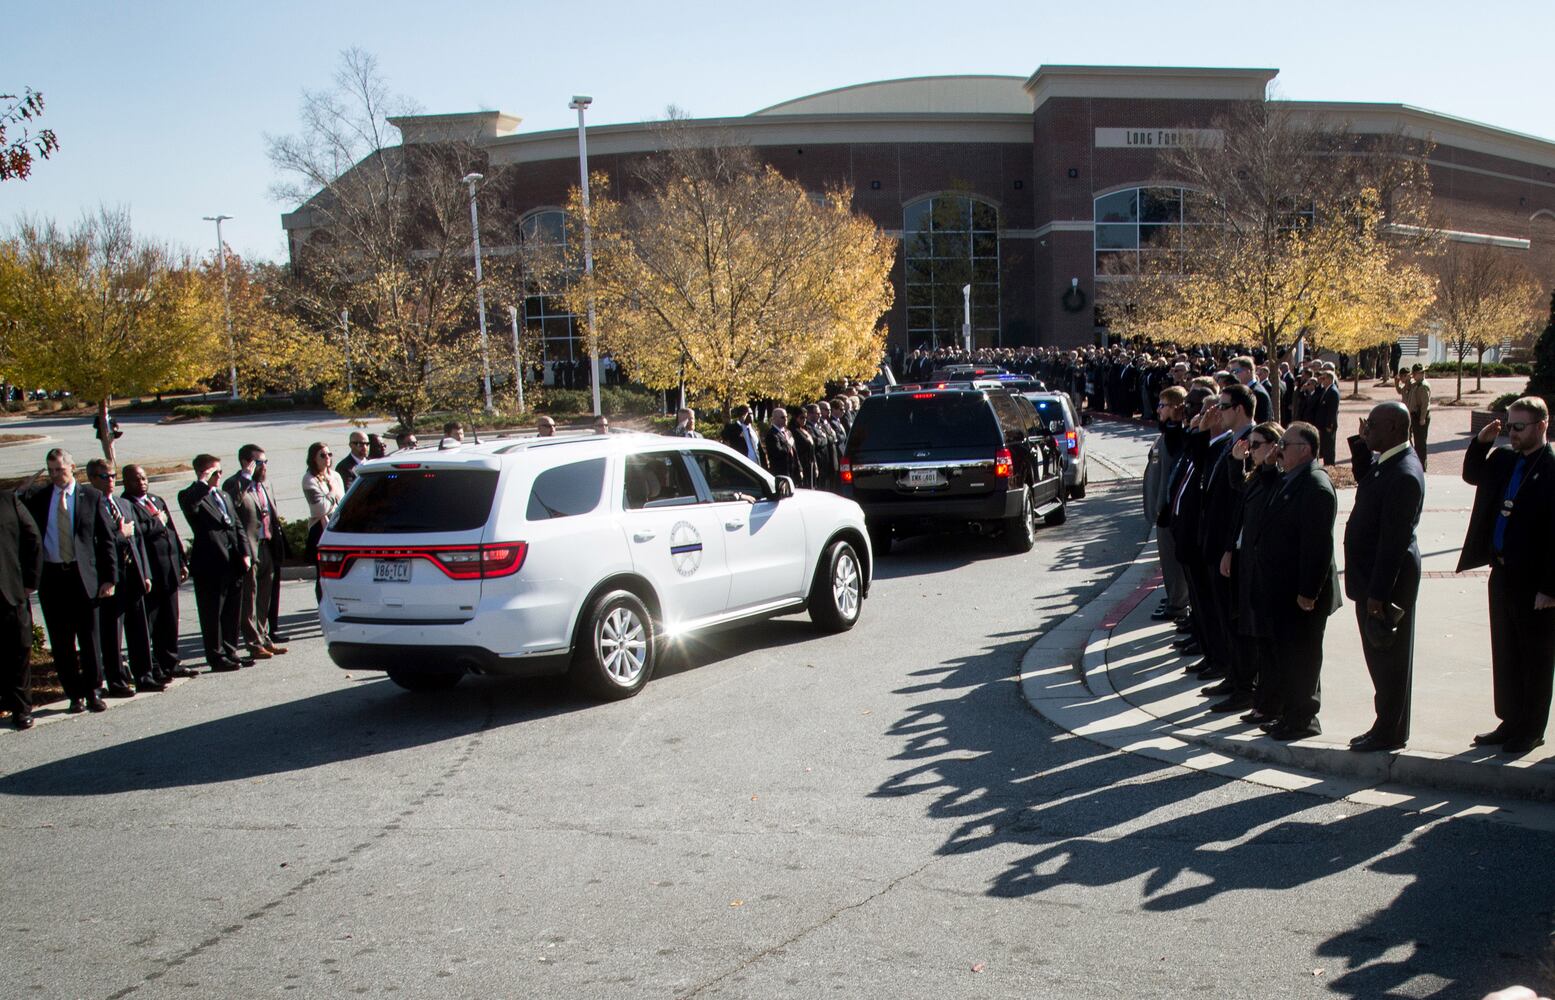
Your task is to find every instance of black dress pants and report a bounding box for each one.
[1488,567,1555,741]
[1274,608,1328,726]
[1356,601,1414,742]
[1,599,33,715]
[99,585,154,687]
[192,566,242,667]
[1410,420,1429,471]
[38,562,102,699]
[144,583,182,674]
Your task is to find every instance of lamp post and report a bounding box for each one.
[961,283,972,355]
[340,308,353,395]
[462,172,495,413]
[570,95,602,417]
[202,214,238,399]
[508,305,525,412]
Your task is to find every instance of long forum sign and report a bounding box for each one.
[1094,127,1224,149]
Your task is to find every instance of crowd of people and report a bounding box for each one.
[1141,362,1552,754]
[666,388,871,494]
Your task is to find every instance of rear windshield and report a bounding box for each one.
[849,395,1000,451]
[331,468,498,533]
[1030,398,1071,425]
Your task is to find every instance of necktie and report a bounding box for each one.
[212,489,230,524]
[1492,456,1530,554]
[254,484,271,540]
[56,489,75,562]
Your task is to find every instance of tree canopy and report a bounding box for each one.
[563,137,895,414]
[0,88,57,181]
[1428,241,1543,400]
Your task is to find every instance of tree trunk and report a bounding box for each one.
[1475,346,1486,392]
[96,399,117,466]
[1264,330,1282,423]
[1455,355,1465,402]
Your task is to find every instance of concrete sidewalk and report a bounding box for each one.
[1021,465,1555,807]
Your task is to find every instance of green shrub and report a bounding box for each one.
[1489,392,1523,412]
[600,385,662,417]
[171,404,217,419]
[541,389,592,415]
[280,517,313,564]
[1425,361,1531,377]
[169,397,299,420]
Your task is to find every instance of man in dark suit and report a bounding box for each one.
[720,405,764,466]
[86,459,160,697]
[762,408,798,481]
[1344,403,1426,752]
[1315,370,1341,466]
[224,444,287,660]
[1198,384,1257,711]
[0,488,42,729]
[21,448,118,713]
[336,431,369,489]
[1163,388,1214,674]
[123,464,196,681]
[806,404,837,490]
[1459,397,1555,755]
[1253,422,1342,740]
[1229,355,1272,423]
[178,454,250,673]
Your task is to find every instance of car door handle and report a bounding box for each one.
[724,519,745,530]
[633,530,657,542]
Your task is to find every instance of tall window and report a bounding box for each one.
[904,195,1000,348]
[519,209,579,362]
[1093,187,1201,277]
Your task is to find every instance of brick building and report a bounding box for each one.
[283,65,1555,359]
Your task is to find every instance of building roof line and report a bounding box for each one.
[750,74,1027,115]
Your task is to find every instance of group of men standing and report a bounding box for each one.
[701,392,863,491]
[0,443,291,731]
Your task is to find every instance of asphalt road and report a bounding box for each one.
[2,423,1551,999]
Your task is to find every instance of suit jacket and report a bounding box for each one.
[0,490,42,607]
[20,481,117,594]
[1458,441,1555,595]
[1253,463,1342,621]
[124,491,186,592]
[103,494,152,592]
[1249,381,1273,424]
[222,472,283,557]
[1195,429,1247,562]
[791,425,818,489]
[1317,385,1341,431]
[1343,437,1425,606]
[1231,464,1283,638]
[336,454,362,488]
[762,425,797,481]
[1142,422,1185,526]
[720,421,764,466]
[178,480,250,577]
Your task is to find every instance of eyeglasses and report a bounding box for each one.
[1506,420,1542,433]
[1215,401,1236,409]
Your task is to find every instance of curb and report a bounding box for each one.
[1019,533,1555,820]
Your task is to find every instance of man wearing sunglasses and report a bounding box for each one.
[223,445,286,660]
[1459,397,1555,755]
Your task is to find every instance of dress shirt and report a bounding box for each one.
[43,483,77,563]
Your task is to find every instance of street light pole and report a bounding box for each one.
[340,308,353,395]
[570,95,602,418]
[508,305,525,413]
[961,283,972,355]
[462,172,495,413]
[202,214,238,399]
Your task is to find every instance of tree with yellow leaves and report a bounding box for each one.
[1428,241,1543,400]
[1099,101,1435,419]
[562,137,895,417]
[0,209,223,463]
[198,250,337,399]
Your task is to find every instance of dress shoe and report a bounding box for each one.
[11,711,33,730]
[1350,735,1405,753]
[1201,679,1234,697]
[1240,709,1275,725]
[66,699,84,714]
[1151,607,1177,621]
[264,644,288,655]
[171,666,201,678]
[270,632,290,643]
[1259,720,1281,734]
[1174,618,1194,632]
[136,678,168,694]
[1503,737,1545,755]
[1208,694,1254,713]
[1269,720,1321,741]
[105,685,136,699]
[1349,730,1376,747]
[1176,642,1204,658]
[86,694,107,713]
[1196,665,1225,681]
[210,660,241,673]
[1171,635,1198,650]
[247,646,274,660]
[1472,726,1511,747]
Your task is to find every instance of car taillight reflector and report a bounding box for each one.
[840,458,853,484]
[994,447,1013,478]
[315,542,528,581]
[911,392,936,399]
[1065,430,1079,455]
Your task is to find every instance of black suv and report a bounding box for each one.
[841,384,1066,554]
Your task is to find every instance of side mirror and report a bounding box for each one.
[774,476,795,499]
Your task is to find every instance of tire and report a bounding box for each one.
[385,667,463,692]
[866,519,893,556]
[1003,486,1037,553]
[810,540,864,632]
[1044,490,1068,526]
[1069,476,1087,500]
[572,590,656,700]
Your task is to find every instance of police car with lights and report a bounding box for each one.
[316,432,871,699]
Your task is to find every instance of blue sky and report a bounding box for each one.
[4,0,1552,262]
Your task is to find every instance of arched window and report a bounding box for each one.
[518,209,579,362]
[1093,186,1199,277]
[903,195,1000,348]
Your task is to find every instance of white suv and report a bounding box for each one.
[317,432,872,699]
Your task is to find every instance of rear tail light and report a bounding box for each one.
[840,458,853,484]
[993,447,1013,478]
[1065,429,1079,456]
[911,392,936,399]
[315,542,528,581]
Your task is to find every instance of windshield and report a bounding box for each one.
[848,395,1000,451]
[331,468,498,533]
